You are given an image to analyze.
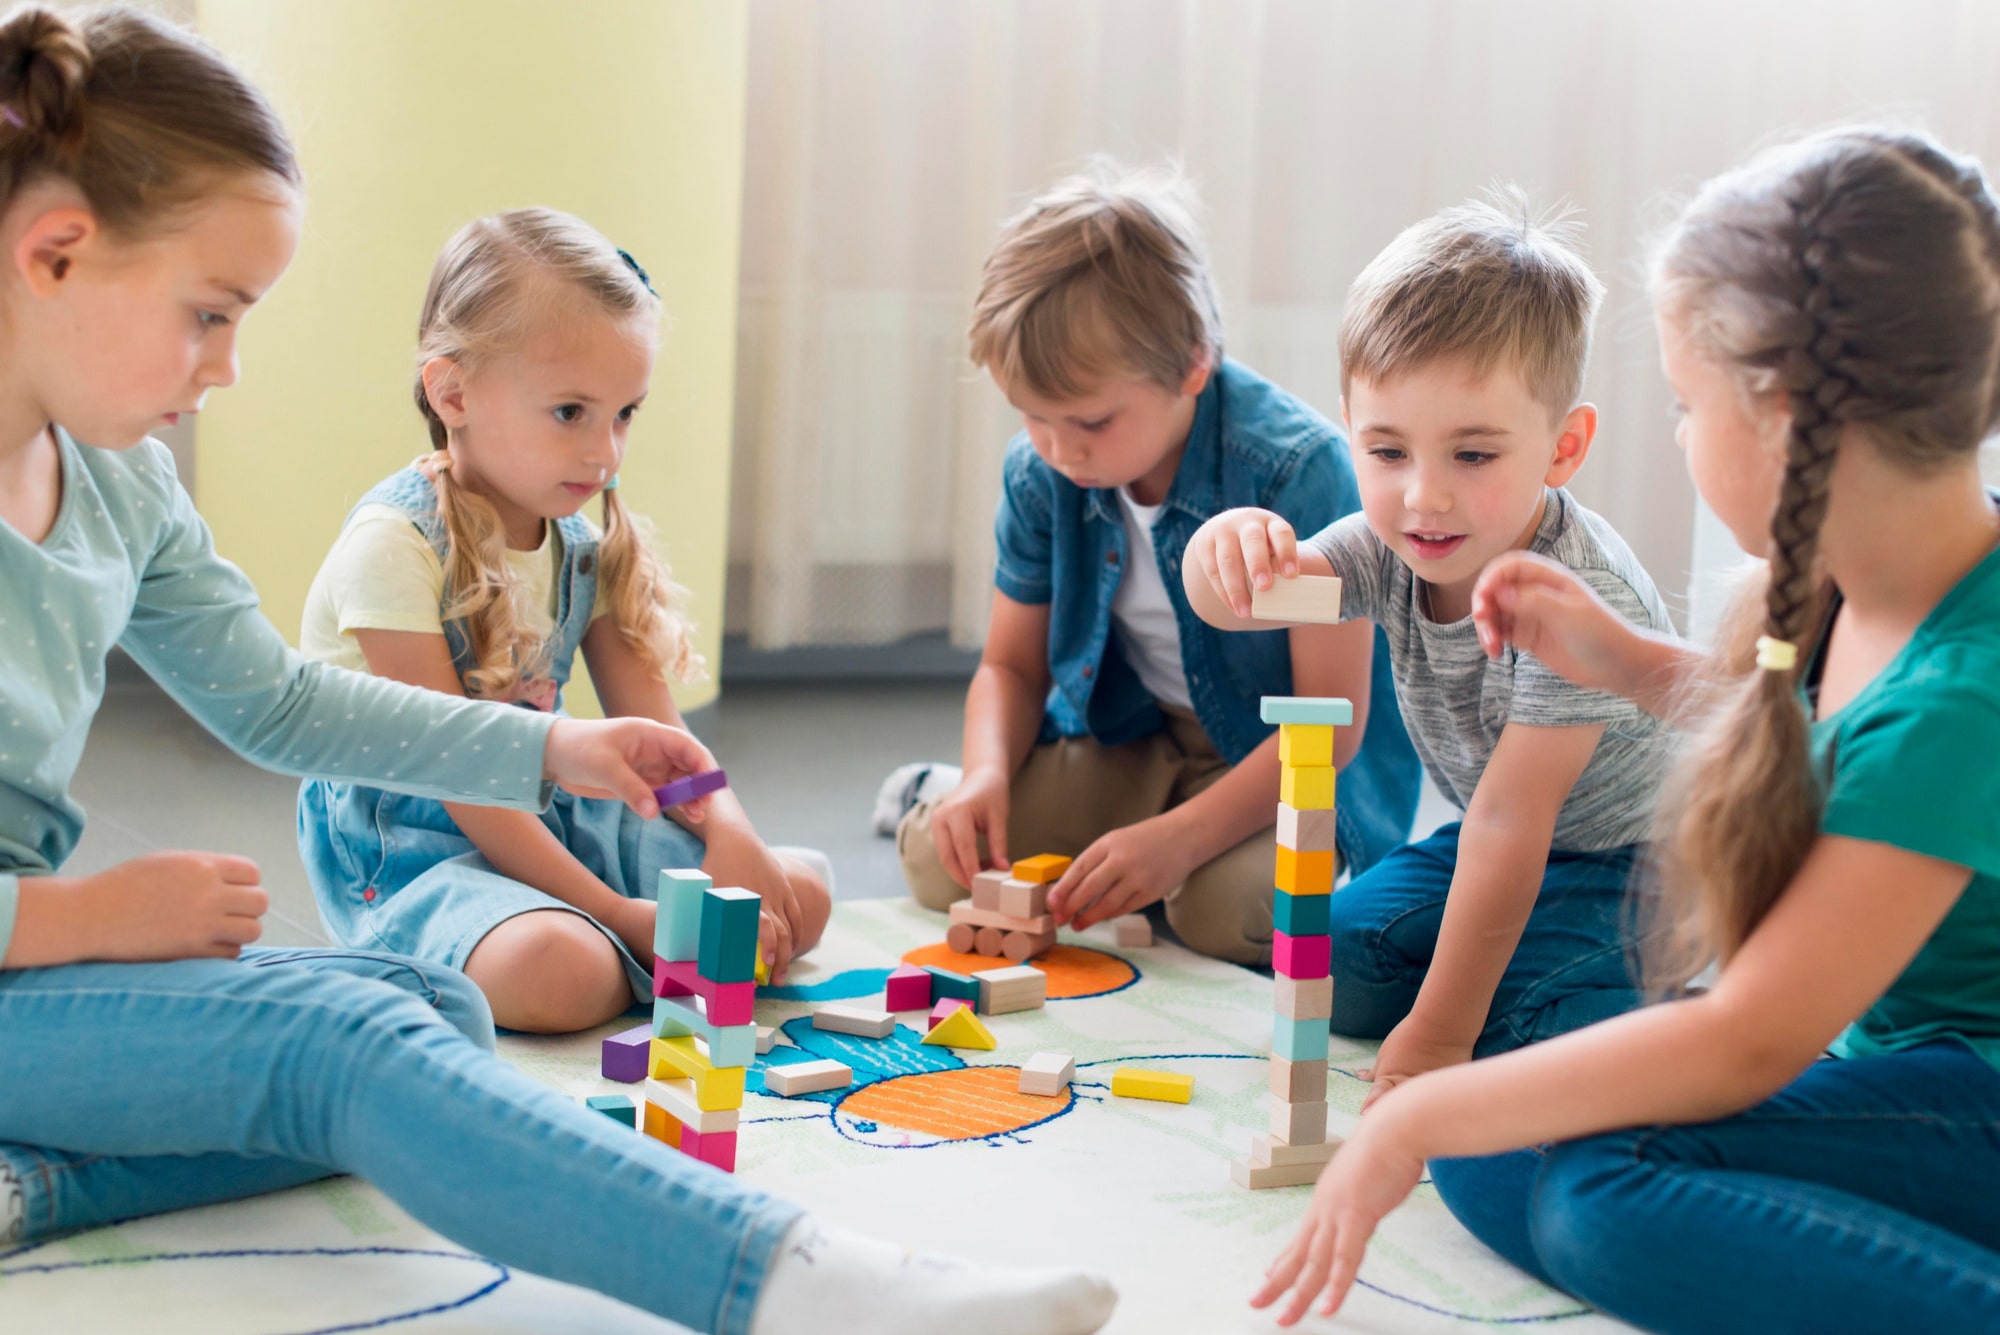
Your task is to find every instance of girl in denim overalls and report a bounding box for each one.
[299,209,829,1034]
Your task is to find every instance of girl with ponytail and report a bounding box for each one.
[299,208,830,1033]
[1254,125,2000,1335]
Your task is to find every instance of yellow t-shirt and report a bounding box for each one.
[299,503,603,679]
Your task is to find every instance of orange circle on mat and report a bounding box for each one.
[900,942,1136,999]
[841,1066,1075,1140]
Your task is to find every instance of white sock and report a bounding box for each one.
[749,1215,1116,1335]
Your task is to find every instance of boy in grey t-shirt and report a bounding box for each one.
[1184,193,1678,1107]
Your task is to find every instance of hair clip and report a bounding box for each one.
[1754,635,1798,672]
[602,474,619,491]
[615,248,657,297]
[1,106,25,130]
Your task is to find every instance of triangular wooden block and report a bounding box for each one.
[921,1005,997,1050]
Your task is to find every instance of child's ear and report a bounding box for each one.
[1177,348,1214,398]
[421,356,470,428]
[13,206,95,296]
[1544,402,1598,486]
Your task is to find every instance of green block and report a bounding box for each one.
[926,967,979,1002]
[698,885,762,984]
[1273,1013,1329,1062]
[652,996,757,1067]
[1259,696,1353,726]
[585,1094,636,1128]
[1272,889,1331,937]
[656,868,711,964]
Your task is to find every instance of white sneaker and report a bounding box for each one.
[871,762,963,836]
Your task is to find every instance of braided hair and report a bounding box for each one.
[1645,127,2000,991]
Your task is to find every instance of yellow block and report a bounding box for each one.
[1111,1068,1194,1104]
[921,1006,997,1051]
[1279,765,1336,810]
[1276,846,1336,896]
[650,1037,746,1111]
[1010,854,1073,885]
[1278,724,1333,768]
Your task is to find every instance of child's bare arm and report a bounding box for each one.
[3,852,268,968]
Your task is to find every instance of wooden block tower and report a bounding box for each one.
[1233,695,1348,1190]
[643,868,760,1173]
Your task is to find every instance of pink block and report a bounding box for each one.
[678,1126,738,1173]
[885,963,932,1011]
[654,958,756,1027]
[1272,931,1332,980]
[928,997,971,1030]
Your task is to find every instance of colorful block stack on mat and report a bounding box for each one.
[1233,695,1348,1190]
[642,867,760,1173]
[950,853,1069,961]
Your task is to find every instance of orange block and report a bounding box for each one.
[1276,846,1335,896]
[1010,854,1072,884]
[641,1101,683,1148]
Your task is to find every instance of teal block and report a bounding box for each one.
[585,1094,636,1128]
[698,885,762,984]
[1273,1013,1329,1062]
[1259,696,1354,726]
[652,996,757,1067]
[656,868,711,964]
[927,967,979,1002]
[1272,889,1331,937]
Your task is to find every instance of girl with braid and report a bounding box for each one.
[1254,125,2000,1334]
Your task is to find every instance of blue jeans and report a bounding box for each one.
[1326,823,1643,1054]
[0,946,797,1335]
[1431,1042,2000,1334]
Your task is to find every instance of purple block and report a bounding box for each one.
[654,768,729,811]
[1272,930,1332,980]
[654,957,756,1027]
[600,1022,653,1083]
[884,963,932,1011]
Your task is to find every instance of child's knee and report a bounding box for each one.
[897,805,969,912]
[464,912,629,1033]
[1163,884,1268,967]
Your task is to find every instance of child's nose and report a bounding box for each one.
[1405,471,1451,514]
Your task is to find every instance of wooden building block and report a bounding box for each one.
[1270,1097,1329,1145]
[974,964,1046,1015]
[1269,1056,1330,1103]
[755,1025,777,1054]
[763,1058,853,1097]
[948,900,1055,936]
[654,958,756,1026]
[1018,1051,1075,1097]
[928,997,971,1030]
[1002,928,1057,961]
[640,1099,681,1147]
[653,767,728,809]
[1274,975,1334,1022]
[585,1094,637,1127]
[1111,1068,1195,1104]
[997,878,1050,919]
[676,1125,737,1173]
[651,997,757,1069]
[1273,887,1332,936]
[649,1036,747,1111]
[655,868,711,964]
[1279,765,1336,812]
[1273,931,1333,980]
[970,869,1010,911]
[1010,853,1073,884]
[1232,1157,1327,1189]
[1277,723,1334,768]
[1250,574,1343,624]
[884,963,932,1011]
[926,967,981,1002]
[1251,1133,1341,1168]
[600,1022,653,1084]
[922,1006,997,1051]
[1260,696,1355,727]
[1275,847,1336,897]
[1275,802,1339,853]
[812,1004,896,1039]
[696,885,762,984]
[1273,1012,1330,1062]
[1112,915,1153,947]
[642,1077,742,1134]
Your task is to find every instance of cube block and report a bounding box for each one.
[997,878,1050,919]
[1269,1056,1330,1103]
[755,1024,777,1054]
[697,885,762,984]
[1019,1051,1075,1097]
[970,869,1010,911]
[1275,975,1335,1022]
[1279,765,1336,811]
[1273,931,1332,980]
[677,1124,737,1172]
[1260,696,1355,727]
[1112,915,1153,946]
[1277,723,1334,768]
[600,1022,653,1084]
[585,1094,636,1127]
[1273,1012,1330,1062]
[884,963,932,1011]
[655,958,756,1026]
[1275,803,1339,853]
[1111,1068,1194,1104]
[1273,887,1332,937]
[928,997,971,1030]
[1270,1098,1329,1145]
[1275,847,1336,897]
[655,868,711,964]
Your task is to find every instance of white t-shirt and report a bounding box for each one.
[1108,487,1194,711]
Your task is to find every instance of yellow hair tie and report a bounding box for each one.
[1755,635,1798,672]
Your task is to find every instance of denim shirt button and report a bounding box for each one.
[1081,664,1094,679]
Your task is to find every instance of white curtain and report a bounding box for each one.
[730,0,2000,650]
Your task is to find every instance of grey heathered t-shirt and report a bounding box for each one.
[1305,488,1676,852]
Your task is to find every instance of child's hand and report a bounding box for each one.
[545,718,718,820]
[1471,551,1634,694]
[1249,1112,1426,1325]
[758,908,796,986]
[1188,507,1297,619]
[83,851,269,961]
[1358,1017,1473,1113]
[929,765,1011,889]
[1046,817,1196,931]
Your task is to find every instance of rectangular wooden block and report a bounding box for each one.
[884,963,932,1011]
[1277,723,1334,769]
[1275,846,1336,897]
[1111,1068,1195,1104]
[974,964,1047,1015]
[756,1025,776,1054]
[649,1037,747,1111]
[1279,765,1336,811]
[1269,1056,1330,1103]
[697,885,762,985]
[1273,887,1332,937]
[1273,1012,1330,1062]
[1275,803,1339,853]
[926,967,980,1002]
[1275,975,1334,1022]
[642,1077,741,1134]
[1250,574,1343,624]
[1019,1051,1075,1097]
[651,997,757,1068]
[1232,1157,1327,1190]
[640,1098,681,1147]
[1113,915,1153,946]
[600,1022,653,1084]
[1010,853,1073,884]
[948,900,1054,936]
[970,869,1010,911]
[585,1094,637,1128]
[763,1058,853,1097]
[1260,696,1355,727]
[655,868,711,964]
[654,958,756,1026]
[812,1004,896,1039]
[1270,1097,1329,1145]
[1251,1133,1341,1168]
[997,878,1050,919]
[1273,930,1333,980]
[676,1125,737,1173]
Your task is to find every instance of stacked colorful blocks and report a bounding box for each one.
[645,867,760,1172]
[948,853,1069,961]
[1234,695,1347,1190]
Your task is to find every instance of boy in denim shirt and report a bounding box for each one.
[895,163,1419,966]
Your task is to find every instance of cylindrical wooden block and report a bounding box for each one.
[975,926,1006,956]
[946,921,978,954]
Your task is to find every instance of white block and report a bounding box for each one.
[1251,574,1343,624]
[764,1058,853,1097]
[812,1004,896,1038]
[642,1078,741,1133]
[1019,1051,1075,1097]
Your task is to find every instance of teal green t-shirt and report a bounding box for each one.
[1822,539,2000,1071]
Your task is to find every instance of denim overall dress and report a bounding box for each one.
[297,467,704,1001]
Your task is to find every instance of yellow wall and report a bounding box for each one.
[195,0,748,713]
